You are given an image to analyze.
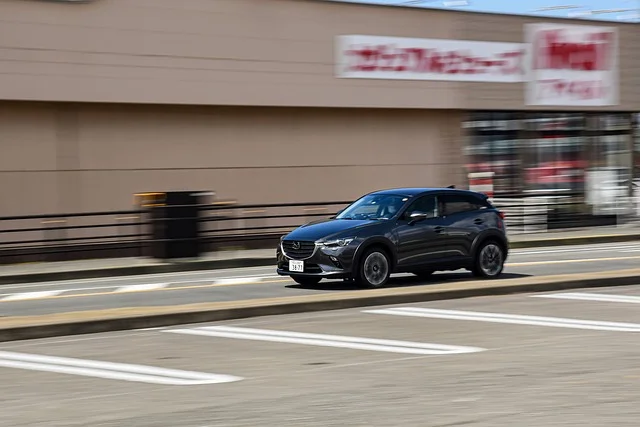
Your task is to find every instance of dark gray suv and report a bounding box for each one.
[276,187,509,288]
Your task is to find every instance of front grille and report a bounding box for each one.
[282,240,315,259]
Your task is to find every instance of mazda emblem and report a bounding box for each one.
[292,242,301,250]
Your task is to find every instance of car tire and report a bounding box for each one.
[472,240,505,279]
[411,270,434,280]
[291,276,322,286]
[355,247,391,289]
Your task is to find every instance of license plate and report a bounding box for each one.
[289,260,304,272]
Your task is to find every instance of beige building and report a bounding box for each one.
[1,0,638,216]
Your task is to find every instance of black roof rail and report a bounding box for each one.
[447,185,456,189]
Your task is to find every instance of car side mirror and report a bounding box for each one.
[408,212,429,225]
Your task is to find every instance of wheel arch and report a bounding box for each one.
[471,231,509,260]
[353,237,398,272]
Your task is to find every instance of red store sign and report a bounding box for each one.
[525,23,618,106]
[336,35,526,83]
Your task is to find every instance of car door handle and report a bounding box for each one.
[473,218,484,225]
[434,226,445,233]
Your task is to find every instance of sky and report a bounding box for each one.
[321,0,640,22]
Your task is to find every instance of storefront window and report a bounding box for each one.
[463,111,634,208]
[464,112,521,195]
[521,113,585,196]
[584,114,632,211]
[633,114,640,182]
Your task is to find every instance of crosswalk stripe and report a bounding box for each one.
[165,326,485,355]
[532,292,640,304]
[363,307,640,332]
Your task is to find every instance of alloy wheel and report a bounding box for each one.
[479,243,503,277]
[363,251,389,287]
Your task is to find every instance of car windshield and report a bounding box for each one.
[336,194,409,220]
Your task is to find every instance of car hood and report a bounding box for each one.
[284,219,378,242]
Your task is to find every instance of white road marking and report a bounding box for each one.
[0,351,243,385]
[532,292,640,304]
[165,326,485,355]
[213,277,262,285]
[514,244,640,256]
[618,249,640,253]
[1,290,63,301]
[0,275,281,301]
[115,283,169,293]
[0,266,277,290]
[363,307,640,332]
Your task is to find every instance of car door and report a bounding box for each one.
[438,193,491,259]
[394,195,447,268]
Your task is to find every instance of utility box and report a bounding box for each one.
[137,191,213,260]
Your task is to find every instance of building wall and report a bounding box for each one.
[458,13,640,111]
[1,0,637,216]
[0,102,464,215]
[3,0,636,111]
[0,0,463,109]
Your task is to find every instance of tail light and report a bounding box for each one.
[498,211,505,220]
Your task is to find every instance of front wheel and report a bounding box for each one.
[291,276,322,286]
[472,241,505,279]
[355,247,391,289]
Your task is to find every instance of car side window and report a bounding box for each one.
[440,194,488,216]
[403,195,437,219]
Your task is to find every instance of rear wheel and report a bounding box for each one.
[291,276,322,286]
[355,247,391,289]
[472,241,505,279]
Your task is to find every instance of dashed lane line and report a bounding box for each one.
[507,255,640,267]
[0,277,288,303]
[116,283,170,293]
[514,244,640,256]
[1,290,64,302]
[1,254,640,303]
[0,266,279,290]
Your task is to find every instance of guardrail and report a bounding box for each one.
[0,210,148,264]
[0,192,637,264]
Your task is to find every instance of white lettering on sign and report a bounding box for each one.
[525,23,618,106]
[336,35,526,83]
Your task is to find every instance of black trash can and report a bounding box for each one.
[146,191,213,260]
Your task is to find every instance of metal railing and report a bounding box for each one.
[0,193,637,264]
[0,210,148,264]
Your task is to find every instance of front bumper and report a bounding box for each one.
[276,241,357,278]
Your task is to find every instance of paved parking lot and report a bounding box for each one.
[2,284,640,426]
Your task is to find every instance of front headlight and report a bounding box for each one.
[317,238,355,249]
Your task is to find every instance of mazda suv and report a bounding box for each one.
[276,187,508,288]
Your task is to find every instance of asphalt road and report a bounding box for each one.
[1,283,639,426]
[1,241,640,317]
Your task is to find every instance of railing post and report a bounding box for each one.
[42,218,67,262]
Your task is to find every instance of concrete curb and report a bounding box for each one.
[1,268,639,342]
[0,233,639,285]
